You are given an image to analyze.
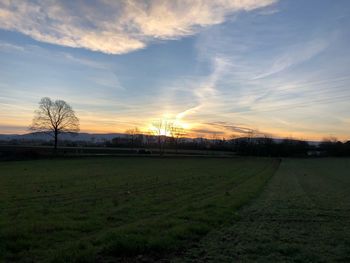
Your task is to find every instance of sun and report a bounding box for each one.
[148,123,170,136]
[148,117,191,136]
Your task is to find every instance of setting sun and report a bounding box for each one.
[147,117,191,137]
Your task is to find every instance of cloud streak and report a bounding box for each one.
[0,41,25,52]
[0,0,276,54]
[253,38,330,79]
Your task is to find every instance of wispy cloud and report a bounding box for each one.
[190,121,268,138]
[146,54,234,127]
[60,53,108,69]
[176,56,231,118]
[207,121,260,135]
[0,41,109,69]
[253,38,331,79]
[165,10,348,140]
[0,41,25,52]
[0,0,276,54]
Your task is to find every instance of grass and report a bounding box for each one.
[175,158,350,262]
[0,157,279,262]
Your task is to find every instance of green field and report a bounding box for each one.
[175,158,350,262]
[2,157,349,263]
[0,157,279,262]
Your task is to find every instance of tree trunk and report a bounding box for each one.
[54,130,58,151]
[158,136,162,156]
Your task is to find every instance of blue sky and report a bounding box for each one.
[0,0,349,140]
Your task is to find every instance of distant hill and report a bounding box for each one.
[0,132,126,142]
[0,132,322,146]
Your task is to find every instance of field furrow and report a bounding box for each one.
[175,158,350,262]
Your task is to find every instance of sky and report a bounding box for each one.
[0,0,350,140]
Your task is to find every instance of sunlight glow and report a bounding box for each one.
[147,115,191,137]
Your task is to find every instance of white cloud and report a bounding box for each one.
[0,0,276,54]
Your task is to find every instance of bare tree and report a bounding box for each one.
[125,127,140,148]
[151,119,170,155]
[169,123,186,153]
[30,97,79,150]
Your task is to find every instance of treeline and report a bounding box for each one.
[2,134,350,158]
[107,134,350,157]
[108,135,309,157]
[319,139,350,157]
[229,138,310,157]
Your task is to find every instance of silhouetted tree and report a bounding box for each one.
[169,124,186,153]
[279,138,309,157]
[30,97,79,150]
[151,119,169,155]
[125,127,140,148]
[320,137,348,156]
